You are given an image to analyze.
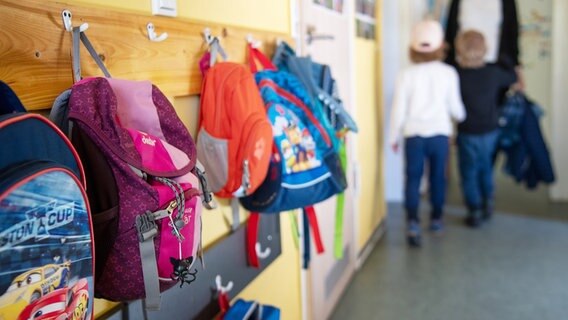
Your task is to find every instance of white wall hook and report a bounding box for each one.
[146,22,168,42]
[246,34,262,49]
[203,28,215,45]
[215,275,234,293]
[255,242,271,259]
[61,9,89,33]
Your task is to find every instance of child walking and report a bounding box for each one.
[389,20,466,247]
[454,30,516,227]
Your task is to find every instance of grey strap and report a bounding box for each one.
[230,197,240,231]
[194,162,216,209]
[80,32,111,78]
[135,213,161,311]
[209,38,227,67]
[71,26,111,83]
[72,27,82,83]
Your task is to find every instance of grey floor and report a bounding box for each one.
[331,154,568,320]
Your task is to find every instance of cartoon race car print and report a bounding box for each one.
[0,263,70,317]
[17,278,89,320]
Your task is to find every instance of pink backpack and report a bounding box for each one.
[60,76,208,309]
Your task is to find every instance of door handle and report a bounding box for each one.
[306,25,335,44]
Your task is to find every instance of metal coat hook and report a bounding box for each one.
[146,22,168,42]
[61,9,89,33]
[306,25,334,45]
[203,28,215,46]
[246,34,262,49]
[255,242,271,259]
[215,275,234,293]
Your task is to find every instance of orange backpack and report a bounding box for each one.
[197,62,273,198]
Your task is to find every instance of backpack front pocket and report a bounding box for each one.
[196,128,229,193]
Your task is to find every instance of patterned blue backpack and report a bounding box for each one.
[0,84,94,320]
[240,46,346,268]
[240,47,346,213]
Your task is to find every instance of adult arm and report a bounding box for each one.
[500,0,520,67]
[444,0,460,66]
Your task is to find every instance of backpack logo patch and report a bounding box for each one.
[141,135,156,147]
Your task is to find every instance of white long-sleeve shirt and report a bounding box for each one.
[388,61,466,146]
[459,0,502,63]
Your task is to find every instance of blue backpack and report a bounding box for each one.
[240,46,346,268]
[240,48,346,213]
[0,84,95,320]
[272,41,358,137]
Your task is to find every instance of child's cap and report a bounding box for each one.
[411,20,444,53]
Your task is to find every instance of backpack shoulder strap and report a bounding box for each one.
[72,26,111,83]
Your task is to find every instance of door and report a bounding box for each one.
[296,1,357,319]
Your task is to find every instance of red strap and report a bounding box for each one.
[217,291,230,319]
[247,212,261,268]
[248,44,277,73]
[305,206,325,254]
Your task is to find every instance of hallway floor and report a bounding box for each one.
[331,203,568,320]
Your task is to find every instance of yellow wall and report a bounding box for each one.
[354,37,385,250]
[179,1,290,34]
[353,1,385,253]
[71,0,290,34]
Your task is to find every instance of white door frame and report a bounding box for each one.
[550,0,568,201]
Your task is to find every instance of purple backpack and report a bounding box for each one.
[63,77,207,308]
[49,27,212,310]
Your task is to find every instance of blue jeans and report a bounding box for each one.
[404,135,449,222]
[457,130,499,210]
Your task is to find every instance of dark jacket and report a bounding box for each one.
[445,0,520,67]
[499,95,555,189]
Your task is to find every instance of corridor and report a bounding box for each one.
[331,202,568,320]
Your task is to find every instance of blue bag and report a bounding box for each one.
[241,46,345,269]
[0,111,95,320]
[224,299,280,320]
[240,63,346,213]
[272,41,358,136]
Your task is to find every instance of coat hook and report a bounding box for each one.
[246,34,262,49]
[147,22,168,42]
[215,275,234,293]
[203,28,215,45]
[61,9,89,33]
[255,242,271,259]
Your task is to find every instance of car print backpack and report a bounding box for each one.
[49,28,212,310]
[240,45,347,268]
[0,83,95,320]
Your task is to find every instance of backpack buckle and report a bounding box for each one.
[194,164,216,209]
[135,212,158,242]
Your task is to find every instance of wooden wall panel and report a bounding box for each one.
[0,0,290,110]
